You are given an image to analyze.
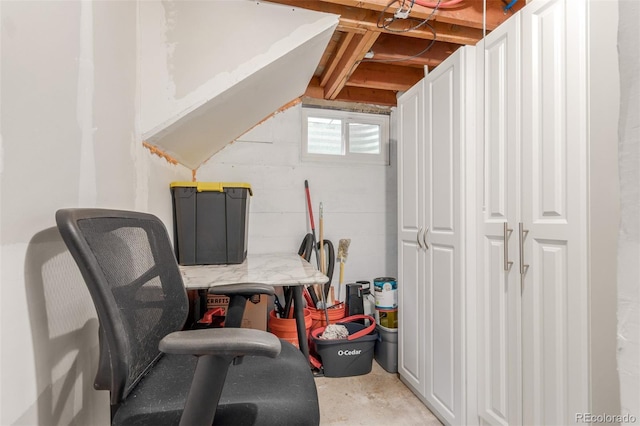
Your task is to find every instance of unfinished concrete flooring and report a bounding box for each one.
[315,361,442,425]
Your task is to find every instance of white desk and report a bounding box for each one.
[179,253,328,289]
[179,253,328,358]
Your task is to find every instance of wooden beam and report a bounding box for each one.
[337,23,367,35]
[267,0,483,45]
[324,30,380,99]
[339,12,483,45]
[302,96,392,114]
[369,33,460,67]
[305,77,397,105]
[346,62,424,91]
[306,0,524,31]
[334,86,398,106]
[314,31,342,77]
[320,31,356,87]
[305,77,325,98]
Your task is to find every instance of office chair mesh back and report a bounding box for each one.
[73,214,188,403]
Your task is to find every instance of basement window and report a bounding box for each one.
[302,108,389,165]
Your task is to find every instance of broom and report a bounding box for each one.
[317,204,349,339]
[336,238,351,302]
[320,238,352,340]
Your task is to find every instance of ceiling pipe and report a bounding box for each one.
[412,0,465,9]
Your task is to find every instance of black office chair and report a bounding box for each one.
[55,208,320,426]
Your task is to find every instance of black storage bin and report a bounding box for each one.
[171,182,252,265]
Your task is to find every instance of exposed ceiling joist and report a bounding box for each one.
[369,34,460,68]
[346,62,424,91]
[323,30,380,99]
[267,0,525,106]
[270,0,484,45]
[308,0,515,31]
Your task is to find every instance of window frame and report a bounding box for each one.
[301,107,390,165]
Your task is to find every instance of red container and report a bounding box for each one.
[268,308,312,349]
[309,303,346,331]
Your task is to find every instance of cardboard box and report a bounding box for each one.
[207,293,267,331]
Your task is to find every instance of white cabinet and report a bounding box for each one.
[398,79,426,398]
[475,0,620,425]
[399,1,620,425]
[520,1,589,422]
[398,45,475,426]
[476,11,522,426]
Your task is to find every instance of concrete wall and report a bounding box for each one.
[197,104,398,299]
[617,0,640,417]
[0,1,190,424]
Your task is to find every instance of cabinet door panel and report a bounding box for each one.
[399,239,425,392]
[398,82,424,236]
[429,245,456,414]
[397,81,426,397]
[476,12,521,426]
[424,47,464,425]
[521,0,588,424]
[526,0,568,223]
[525,241,568,425]
[479,236,511,425]
[429,71,455,232]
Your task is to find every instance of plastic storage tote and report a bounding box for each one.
[374,324,398,373]
[171,182,252,265]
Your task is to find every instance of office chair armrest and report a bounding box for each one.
[159,327,281,358]
[207,283,275,297]
[207,283,275,328]
[161,328,282,426]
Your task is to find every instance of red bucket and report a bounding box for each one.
[268,308,312,349]
[309,303,346,331]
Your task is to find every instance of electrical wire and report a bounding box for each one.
[376,0,441,34]
[376,0,418,33]
[370,0,441,66]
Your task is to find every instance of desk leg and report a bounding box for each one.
[291,286,309,360]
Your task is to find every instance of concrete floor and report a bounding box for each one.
[315,361,442,425]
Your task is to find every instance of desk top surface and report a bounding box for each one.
[179,253,329,289]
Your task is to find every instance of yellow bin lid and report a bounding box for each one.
[170,182,252,196]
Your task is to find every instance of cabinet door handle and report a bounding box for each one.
[417,227,424,250]
[503,222,513,271]
[519,222,530,275]
[423,226,430,250]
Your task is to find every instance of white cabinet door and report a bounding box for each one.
[397,81,426,397]
[520,0,589,424]
[423,47,465,426]
[397,46,469,425]
[476,14,522,426]
[476,1,591,425]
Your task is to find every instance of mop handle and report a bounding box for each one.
[304,180,315,232]
[304,180,320,269]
